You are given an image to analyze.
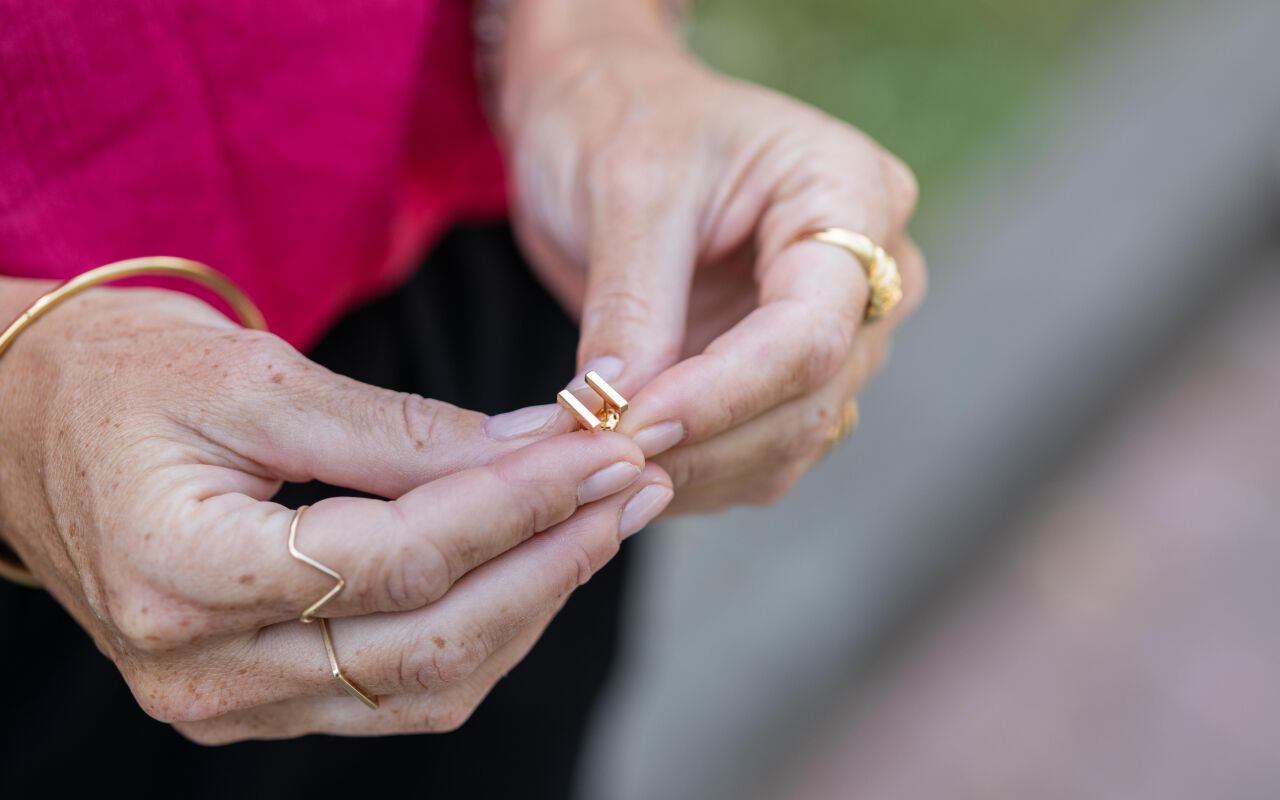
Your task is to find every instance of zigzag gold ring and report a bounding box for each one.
[793,227,903,322]
[287,504,379,710]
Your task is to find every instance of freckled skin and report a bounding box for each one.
[0,285,669,742]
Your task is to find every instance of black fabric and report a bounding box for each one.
[0,224,633,799]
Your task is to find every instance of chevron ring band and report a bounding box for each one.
[287,504,379,710]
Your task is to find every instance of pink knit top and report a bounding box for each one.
[0,1,507,350]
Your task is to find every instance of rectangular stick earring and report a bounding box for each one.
[557,370,629,431]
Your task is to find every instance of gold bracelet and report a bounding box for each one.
[0,256,267,589]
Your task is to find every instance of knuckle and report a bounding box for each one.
[799,324,851,391]
[429,699,479,733]
[866,335,895,380]
[845,336,874,385]
[408,630,486,690]
[383,545,449,612]
[128,674,174,722]
[570,541,598,588]
[654,450,698,490]
[171,721,218,745]
[752,474,801,507]
[409,646,452,690]
[763,401,835,467]
[582,284,658,343]
[590,147,670,212]
[790,417,833,465]
[109,591,205,654]
[703,351,769,431]
[396,392,448,452]
[380,505,453,610]
[130,673,220,724]
[172,720,240,746]
[197,330,307,425]
[223,329,300,382]
[902,277,926,321]
[485,461,568,536]
[881,152,919,221]
[561,535,615,592]
[899,252,929,319]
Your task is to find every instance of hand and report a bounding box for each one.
[0,280,672,742]
[497,8,926,513]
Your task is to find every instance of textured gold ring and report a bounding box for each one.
[793,227,903,322]
[288,505,379,710]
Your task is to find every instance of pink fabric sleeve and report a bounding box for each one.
[0,0,508,350]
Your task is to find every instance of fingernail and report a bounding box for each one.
[566,356,625,390]
[632,421,685,457]
[578,462,641,504]
[484,404,561,440]
[619,485,674,540]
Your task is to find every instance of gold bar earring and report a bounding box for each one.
[557,370,629,431]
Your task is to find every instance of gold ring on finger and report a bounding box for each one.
[287,504,379,710]
[792,227,903,321]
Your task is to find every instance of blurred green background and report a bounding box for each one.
[690,0,1122,232]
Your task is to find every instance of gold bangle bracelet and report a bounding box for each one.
[0,256,267,589]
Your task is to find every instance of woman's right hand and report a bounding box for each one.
[0,279,672,743]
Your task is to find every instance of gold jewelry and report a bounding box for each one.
[288,505,379,710]
[821,399,860,459]
[793,228,903,322]
[557,370,630,432]
[0,256,267,590]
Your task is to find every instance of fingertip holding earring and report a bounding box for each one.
[558,370,629,431]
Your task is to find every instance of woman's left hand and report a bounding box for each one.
[495,2,927,513]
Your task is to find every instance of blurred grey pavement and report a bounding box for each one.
[576,0,1280,798]
[783,253,1280,800]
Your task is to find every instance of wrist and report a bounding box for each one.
[0,276,58,323]
[0,277,59,583]
[0,276,60,433]
[477,0,692,142]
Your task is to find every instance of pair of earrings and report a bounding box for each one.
[557,371,628,432]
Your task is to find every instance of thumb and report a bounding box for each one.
[213,350,581,499]
[575,179,700,395]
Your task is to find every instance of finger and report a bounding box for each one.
[653,237,920,499]
[202,333,582,499]
[251,465,672,698]
[574,159,701,394]
[618,235,923,458]
[654,325,889,491]
[663,463,810,516]
[177,465,672,715]
[176,431,646,633]
[174,607,558,743]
